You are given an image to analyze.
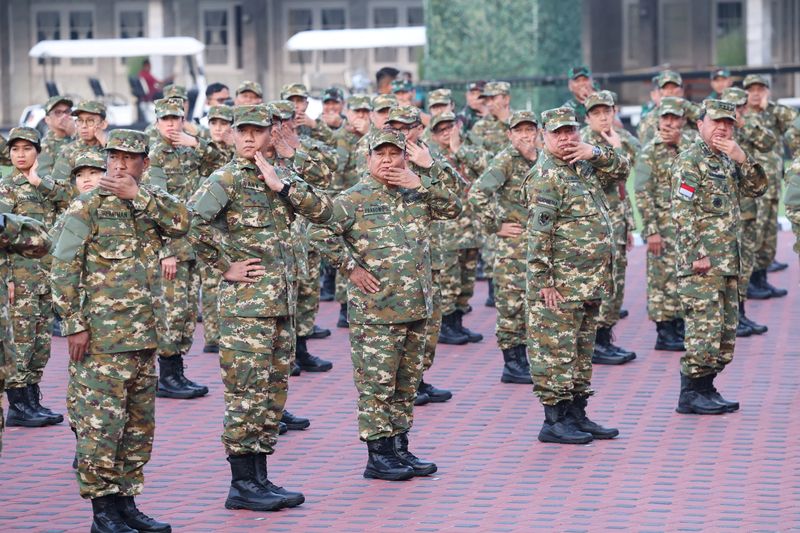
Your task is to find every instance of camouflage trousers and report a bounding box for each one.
[153,260,197,358]
[350,319,427,441]
[296,248,321,337]
[334,267,348,304]
[646,232,681,322]
[526,299,598,406]
[481,233,497,279]
[437,249,461,317]
[456,248,479,312]
[68,349,156,499]
[755,196,779,270]
[7,285,52,388]
[739,217,760,302]
[423,269,444,372]
[199,261,220,346]
[219,316,293,456]
[494,256,526,350]
[678,275,738,379]
[597,244,627,328]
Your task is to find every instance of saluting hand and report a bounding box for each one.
[169,130,199,148]
[349,266,380,294]
[254,152,286,192]
[406,142,434,169]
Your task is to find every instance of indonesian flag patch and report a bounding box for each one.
[678,182,695,199]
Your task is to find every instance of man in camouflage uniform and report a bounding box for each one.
[1,127,70,427]
[638,71,701,145]
[0,134,10,166]
[0,213,51,454]
[525,107,626,445]
[470,110,539,384]
[234,80,263,106]
[37,96,75,177]
[145,84,202,144]
[707,68,733,100]
[721,87,775,336]
[282,83,335,146]
[744,74,797,295]
[457,80,487,133]
[634,97,696,352]
[52,129,185,533]
[51,100,108,183]
[671,100,767,415]
[563,66,594,123]
[309,129,460,480]
[188,104,332,511]
[785,155,800,257]
[580,91,637,365]
[145,97,228,399]
[318,87,347,132]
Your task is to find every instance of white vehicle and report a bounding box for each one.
[22,36,207,132]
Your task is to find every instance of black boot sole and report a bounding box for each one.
[6,416,51,427]
[537,433,593,444]
[410,464,438,476]
[282,421,310,430]
[363,468,415,481]
[156,389,201,399]
[591,356,631,365]
[675,405,727,415]
[500,374,533,384]
[654,343,686,351]
[203,345,220,353]
[425,393,452,403]
[225,497,286,512]
[297,363,333,372]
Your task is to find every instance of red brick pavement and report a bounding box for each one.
[2,234,800,532]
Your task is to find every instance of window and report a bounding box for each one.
[35,11,61,65]
[407,6,424,63]
[288,8,313,65]
[659,0,691,64]
[373,7,398,63]
[368,2,423,69]
[119,10,145,39]
[284,4,349,70]
[321,8,346,64]
[623,0,641,64]
[200,4,243,70]
[715,1,745,65]
[33,6,95,67]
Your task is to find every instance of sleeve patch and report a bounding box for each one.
[531,206,555,231]
[193,180,229,221]
[52,215,90,261]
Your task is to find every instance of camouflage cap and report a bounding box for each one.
[568,65,592,80]
[104,129,149,154]
[154,97,185,118]
[71,151,106,177]
[481,81,511,97]
[541,107,580,132]
[234,104,271,127]
[372,94,398,111]
[44,95,73,114]
[387,105,421,125]
[658,97,686,117]
[703,99,736,121]
[711,67,731,79]
[323,87,345,102]
[743,74,770,89]
[466,80,487,92]
[428,88,453,107]
[347,95,373,111]
[208,105,234,122]
[656,70,683,88]
[584,90,615,112]
[390,79,413,93]
[509,110,539,129]
[7,127,41,148]
[281,83,309,100]
[369,129,406,151]
[71,100,107,119]
[269,100,296,120]
[236,80,263,97]
[721,87,748,106]
[430,111,457,131]
[163,84,188,100]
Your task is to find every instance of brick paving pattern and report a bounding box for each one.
[1,234,799,532]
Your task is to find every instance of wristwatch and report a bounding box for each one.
[278,180,292,198]
[591,145,602,160]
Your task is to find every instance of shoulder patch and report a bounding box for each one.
[193,180,230,221]
[531,205,556,232]
[52,215,91,261]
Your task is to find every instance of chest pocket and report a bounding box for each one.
[96,214,136,260]
[363,213,405,249]
[701,175,731,215]
[238,185,273,229]
[562,185,600,220]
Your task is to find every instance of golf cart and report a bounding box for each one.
[22,36,207,132]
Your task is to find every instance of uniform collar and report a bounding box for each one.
[543,148,571,168]
[10,168,30,186]
[234,155,257,171]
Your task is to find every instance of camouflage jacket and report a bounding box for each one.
[0,213,51,376]
[457,105,482,133]
[524,145,629,302]
[581,127,636,244]
[51,138,105,183]
[308,172,461,324]
[332,126,369,193]
[784,156,800,254]
[0,168,71,292]
[638,102,701,146]
[50,185,190,354]
[470,145,537,260]
[187,156,333,318]
[634,130,697,237]
[469,113,509,156]
[563,97,587,123]
[0,135,9,167]
[298,123,335,147]
[671,138,767,278]
[736,114,777,220]
[37,131,74,178]
[744,102,798,198]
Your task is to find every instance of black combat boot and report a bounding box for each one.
[320,266,336,302]
[755,269,787,298]
[290,361,302,377]
[736,314,753,337]
[156,356,199,399]
[767,260,788,273]
[418,380,452,403]
[253,452,305,507]
[392,432,437,476]
[173,355,209,396]
[501,346,532,384]
[308,324,331,339]
[117,496,171,532]
[655,321,685,351]
[451,309,483,342]
[747,270,772,299]
[364,437,415,481]
[27,383,64,424]
[438,316,469,345]
[413,390,430,406]
[296,336,333,372]
[673,317,685,341]
[6,386,50,427]
[739,301,767,334]
[592,328,630,365]
[537,401,593,444]
[618,309,629,319]
[337,303,349,328]
[606,326,636,360]
[281,411,310,430]
[225,454,289,511]
[90,495,137,533]
[484,279,495,307]
[566,395,619,439]
[515,344,532,375]
[701,373,739,412]
[278,421,288,435]
[676,373,728,415]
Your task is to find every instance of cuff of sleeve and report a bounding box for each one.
[215,256,232,275]
[131,186,153,212]
[644,224,659,237]
[36,176,56,192]
[61,315,88,336]
[418,173,433,191]
[339,256,358,277]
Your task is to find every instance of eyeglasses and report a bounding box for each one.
[75,118,100,127]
